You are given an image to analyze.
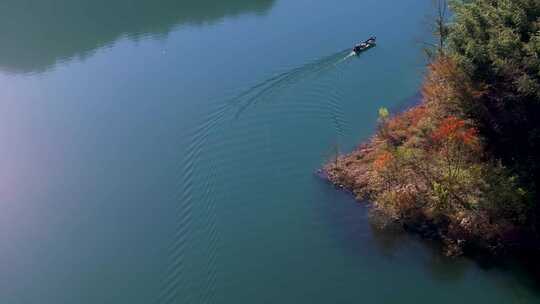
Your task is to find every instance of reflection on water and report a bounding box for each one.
[0,0,275,73]
[315,182,540,302]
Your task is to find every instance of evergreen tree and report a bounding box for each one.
[449,0,540,207]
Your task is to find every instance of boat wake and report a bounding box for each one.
[227,48,352,118]
[157,48,356,304]
[338,51,356,63]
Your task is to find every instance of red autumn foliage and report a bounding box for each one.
[432,116,464,141]
[324,52,529,257]
[432,116,478,147]
[461,127,479,145]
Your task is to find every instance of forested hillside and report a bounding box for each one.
[325,0,540,256]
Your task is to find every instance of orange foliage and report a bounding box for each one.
[461,127,479,145]
[432,116,478,147]
[406,106,427,127]
[386,106,427,131]
[422,57,460,104]
[373,152,393,171]
[432,116,465,141]
[386,116,404,131]
[382,106,428,147]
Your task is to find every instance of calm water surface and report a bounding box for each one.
[1,0,539,303]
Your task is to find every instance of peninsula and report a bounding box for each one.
[325,0,540,256]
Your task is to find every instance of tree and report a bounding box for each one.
[448,0,540,212]
[378,107,391,140]
[423,0,451,58]
[378,107,390,122]
[433,0,450,54]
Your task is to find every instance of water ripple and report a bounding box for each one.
[157,47,365,303]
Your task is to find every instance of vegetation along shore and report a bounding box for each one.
[324,0,540,257]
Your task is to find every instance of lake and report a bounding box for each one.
[1,0,539,303]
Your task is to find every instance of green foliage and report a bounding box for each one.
[449,0,540,87]
[432,181,450,210]
[449,0,540,220]
[326,0,540,255]
[480,162,531,224]
[378,107,390,121]
[449,0,540,95]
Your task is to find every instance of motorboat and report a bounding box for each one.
[353,36,376,54]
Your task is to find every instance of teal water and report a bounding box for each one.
[1,0,539,303]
